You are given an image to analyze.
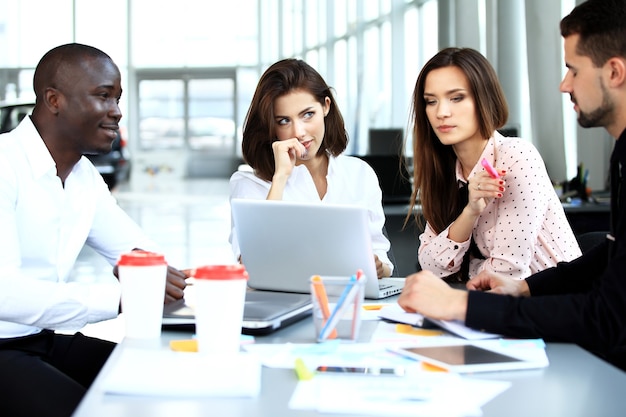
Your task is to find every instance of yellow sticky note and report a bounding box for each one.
[395,324,443,337]
[170,339,198,352]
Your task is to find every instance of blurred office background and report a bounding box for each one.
[0,0,613,190]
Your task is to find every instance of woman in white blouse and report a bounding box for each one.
[229,58,393,278]
[407,47,581,282]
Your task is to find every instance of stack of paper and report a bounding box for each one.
[378,304,501,340]
[101,348,261,397]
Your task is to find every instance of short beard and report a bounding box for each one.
[577,79,614,128]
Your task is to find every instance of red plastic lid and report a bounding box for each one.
[117,251,167,266]
[194,264,248,280]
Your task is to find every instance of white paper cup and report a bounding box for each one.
[117,251,168,340]
[193,265,248,354]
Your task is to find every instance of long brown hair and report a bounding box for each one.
[406,47,508,233]
[241,59,348,181]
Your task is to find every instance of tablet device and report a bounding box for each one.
[390,344,548,373]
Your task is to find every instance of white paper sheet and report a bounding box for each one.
[243,341,419,370]
[378,304,425,326]
[101,348,261,397]
[428,319,502,340]
[289,372,511,416]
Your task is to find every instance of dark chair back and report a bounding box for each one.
[576,231,608,254]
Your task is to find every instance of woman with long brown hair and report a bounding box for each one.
[407,47,580,282]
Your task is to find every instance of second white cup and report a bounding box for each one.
[193,265,248,354]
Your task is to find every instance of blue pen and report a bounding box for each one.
[319,275,357,341]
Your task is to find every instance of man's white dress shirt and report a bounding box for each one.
[0,117,156,338]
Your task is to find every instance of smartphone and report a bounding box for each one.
[480,158,500,179]
[316,366,405,376]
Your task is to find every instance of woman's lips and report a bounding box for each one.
[437,125,455,133]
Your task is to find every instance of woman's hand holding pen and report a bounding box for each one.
[466,170,506,215]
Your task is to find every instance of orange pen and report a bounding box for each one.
[311,275,337,339]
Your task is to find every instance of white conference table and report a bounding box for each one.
[72,302,626,417]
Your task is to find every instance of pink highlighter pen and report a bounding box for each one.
[481,158,500,179]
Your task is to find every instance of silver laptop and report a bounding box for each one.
[231,199,402,299]
[162,288,312,335]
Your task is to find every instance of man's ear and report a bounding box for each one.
[43,87,61,115]
[606,57,626,88]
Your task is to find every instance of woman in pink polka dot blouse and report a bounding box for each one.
[406,47,581,282]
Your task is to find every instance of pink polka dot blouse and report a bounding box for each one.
[418,132,582,280]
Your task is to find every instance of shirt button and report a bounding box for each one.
[454,245,459,250]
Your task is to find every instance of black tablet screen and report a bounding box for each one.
[402,345,523,366]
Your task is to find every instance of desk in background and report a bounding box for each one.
[72,308,626,417]
[562,199,610,235]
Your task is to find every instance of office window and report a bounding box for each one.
[334,0,348,37]
[345,35,358,154]
[75,0,127,66]
[380,0,392,15]
[380,21,392,125]
[131,0,258,67]
[363,26,381,129]
[305,1,320,49]
[282,0,305,58]
[333,39,348,91]
[363,0,380,22]
[305,50,319,72]
[404,6,420,93]
[318,1,328,45]
[421,0,439,63]
[259,0,280,65]
[333,39,348,142]
[0,0,73,68]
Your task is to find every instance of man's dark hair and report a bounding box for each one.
[560,0,626,67]
[33,43,112,101]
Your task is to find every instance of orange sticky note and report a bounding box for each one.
[395,324,444,337]
[421,362,448,372]
[362,304,385,311]
[170,339,198,352]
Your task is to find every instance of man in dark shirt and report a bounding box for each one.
[398,0,626,371]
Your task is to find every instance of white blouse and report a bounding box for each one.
[229,154,393,274]
[418,132,582,280]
